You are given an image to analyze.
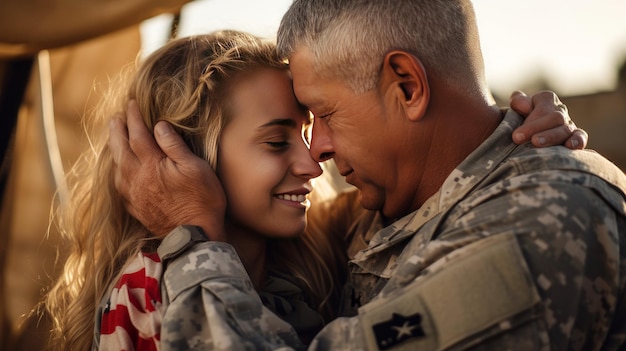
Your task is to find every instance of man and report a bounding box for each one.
[110,0,625,349]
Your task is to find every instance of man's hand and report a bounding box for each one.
[108,100,227,240]
[510,90,588,149]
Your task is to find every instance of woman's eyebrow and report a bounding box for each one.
[256,118,297,130]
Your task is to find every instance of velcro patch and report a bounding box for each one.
[359,234,540,350]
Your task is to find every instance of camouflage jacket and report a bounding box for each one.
[93,226,311,350]
[154,227,308,350]
[324,110,626,350]
[146,110,626,350]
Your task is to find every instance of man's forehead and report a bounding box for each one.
[288,46,315,78]
[288,48,328,108]
[288,70,314,103]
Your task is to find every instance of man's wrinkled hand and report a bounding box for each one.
[108,100,227,240]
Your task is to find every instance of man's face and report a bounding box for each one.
[289,47,415,217]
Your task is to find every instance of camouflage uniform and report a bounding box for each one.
[155,227,308,350]
[322,110,626,350]
[137,110,625,350]
[93,226,310,350]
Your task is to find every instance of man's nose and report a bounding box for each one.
[309,119,335,162]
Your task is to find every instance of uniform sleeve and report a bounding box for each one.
[306,174,626,350]
[159,239,305,351]
[439,178,625,350]
[307,233,547,350]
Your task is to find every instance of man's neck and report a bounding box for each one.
[410,89,503,215]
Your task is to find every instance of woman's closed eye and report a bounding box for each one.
[265,140,290,149]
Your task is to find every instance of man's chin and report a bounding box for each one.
[358,191,384,212]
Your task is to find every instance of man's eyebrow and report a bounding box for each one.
[257,118,298,130]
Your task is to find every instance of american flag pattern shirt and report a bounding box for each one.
[98,251,163,351]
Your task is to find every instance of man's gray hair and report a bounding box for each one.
[277,0,483,94]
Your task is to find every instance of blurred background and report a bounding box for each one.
[1,0,625,349]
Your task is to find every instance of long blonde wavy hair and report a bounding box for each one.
[45,30,347,351]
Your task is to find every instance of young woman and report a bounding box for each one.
[45,30,350,351]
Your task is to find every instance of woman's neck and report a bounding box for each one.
[224,221,268,290]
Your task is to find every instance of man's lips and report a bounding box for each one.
[339,168,353,177]
[340,169,356,185]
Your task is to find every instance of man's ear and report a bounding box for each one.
[380,51,429,122]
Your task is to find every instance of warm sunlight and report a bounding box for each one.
[142,0,626,96]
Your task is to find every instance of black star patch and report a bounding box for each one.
[372,312,425,350]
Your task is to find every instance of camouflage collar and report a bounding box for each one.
[354,110,524,263]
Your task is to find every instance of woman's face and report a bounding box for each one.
[217,68,322,239]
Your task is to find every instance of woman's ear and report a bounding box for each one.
[380,50,429,122]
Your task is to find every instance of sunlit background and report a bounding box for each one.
[142,0,626,96]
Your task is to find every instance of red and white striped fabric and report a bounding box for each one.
[99,251,164,351]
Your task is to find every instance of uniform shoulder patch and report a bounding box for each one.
[372,312,426,350]
[359,233,541,350]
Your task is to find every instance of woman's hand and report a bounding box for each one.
[510,90,588,149]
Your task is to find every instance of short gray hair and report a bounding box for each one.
[277,0,483,94]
